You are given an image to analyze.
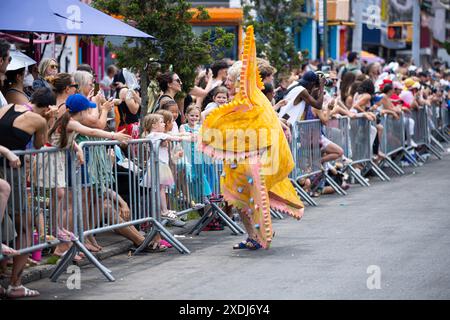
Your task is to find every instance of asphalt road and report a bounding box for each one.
[27,153,450,300]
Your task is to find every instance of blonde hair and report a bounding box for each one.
[213,86,229,98]
[143,113,164,134]
[185,104,200,116]
[73,70,93,88]
[156,109,173,125]
[38,58,57,78]
[227,61,243,84]
[257,57,277,79]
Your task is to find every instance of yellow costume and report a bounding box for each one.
[200,26,304,249]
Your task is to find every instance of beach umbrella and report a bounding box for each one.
[0,0,154,38]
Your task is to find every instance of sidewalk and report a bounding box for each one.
[0,219,200,288]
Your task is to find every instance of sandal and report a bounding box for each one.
[160,239,173,248]
[56,228,78,242]
[1,244,19,256]
[245,238,262,250]
[6,285,40,299]
[26,258,39,267]
[140,242,167,253]
[233,238,251,250]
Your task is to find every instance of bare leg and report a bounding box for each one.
[376,124,386,158]
[10,215,33,286]
[114,225,144,246]
[321,186,336,195]
[321,143,344,163]
[160,186,168,213]
[239,210,257,240]
[0,178,10,222]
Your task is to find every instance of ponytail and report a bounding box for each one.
[48,111,71,149]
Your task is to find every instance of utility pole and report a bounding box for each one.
[352,0,363,53]
[323,0,328,61]
[412,0,421,65]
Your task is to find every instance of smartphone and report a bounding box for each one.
[282,113,290,120]
[94,83,100,95]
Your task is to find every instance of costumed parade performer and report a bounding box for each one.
[199,26,304,250]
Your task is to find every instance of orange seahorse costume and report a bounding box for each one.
[199,26,304,249]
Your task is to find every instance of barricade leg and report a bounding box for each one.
[270,208,284,219]
[368,161,391,182]
[188,206,214,235]
[380,156,405,175]
[430,135,446,153]
[324,172,347,196]
[433,128,449,143]
[188,201,244,235]
[211,202,245,234]
[152,219,190,254]
[134,227,158,255]
[50,240,115,282]
[399,148,419,167]
[345,165,370,187]
[49,243,78,282]
[426,142,443,159]
[290,179,318,206]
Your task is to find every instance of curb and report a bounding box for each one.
[0,219,200,287]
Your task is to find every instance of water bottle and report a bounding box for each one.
[31,230,42,262]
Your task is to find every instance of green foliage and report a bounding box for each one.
[92,0,234,93]
[243,0,306,76]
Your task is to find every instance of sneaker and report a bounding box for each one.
[409,139,418,148]
[168,219,186,227]
[400,161,411,167]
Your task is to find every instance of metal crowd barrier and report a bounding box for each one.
[348,117,391,182]
[288,120,321,206]
[166,140,244,235]
[0,147,110,281]
[442,106,450,139]
[51,139,194,282]
[379,114,406,175]
[290,119,348,201]
[324,117,370,187]
[407,107,442,160]
[429,104,449,143]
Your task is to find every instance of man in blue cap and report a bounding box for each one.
[278,71,326,125]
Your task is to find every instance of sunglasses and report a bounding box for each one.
[69,84,79,89]
[49,64,58,69]
[174,78,182,84]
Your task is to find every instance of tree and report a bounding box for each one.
[92,0,234,118]
[243,0,306,76]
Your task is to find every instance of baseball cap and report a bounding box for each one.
[299,71,319,87]
[66,94,96,113]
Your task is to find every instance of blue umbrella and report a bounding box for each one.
[0,0,154,38]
